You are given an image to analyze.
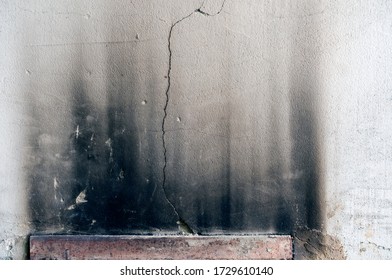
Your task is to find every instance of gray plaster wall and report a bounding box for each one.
[1,0,392,259]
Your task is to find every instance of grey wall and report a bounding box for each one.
[1,0,392,259]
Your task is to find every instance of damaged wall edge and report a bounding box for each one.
[0,235,30,260]
[293,227,346,260]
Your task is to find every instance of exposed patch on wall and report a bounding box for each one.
[0,236,29,260]
[293,227,346,259]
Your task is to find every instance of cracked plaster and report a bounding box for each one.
[161,0,227,234]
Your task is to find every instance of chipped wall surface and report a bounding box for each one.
[1,0,392,259]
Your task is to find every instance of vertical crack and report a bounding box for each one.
[161,0,227,234]
[161,12,196,234]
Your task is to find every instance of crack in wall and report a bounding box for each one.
[161,0,227,234]
[197,0,227,16]
[161,11,196,234]
[363,241,392,252]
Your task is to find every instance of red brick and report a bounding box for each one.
[30,235,292,260]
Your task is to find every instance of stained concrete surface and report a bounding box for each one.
[1,0,392,259]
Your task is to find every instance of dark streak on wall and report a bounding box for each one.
[27,41,177,234]
[288,3,324,232]
[26,0,325,238]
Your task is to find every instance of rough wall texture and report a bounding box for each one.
[1,0,392,259]
[293,227,345,260]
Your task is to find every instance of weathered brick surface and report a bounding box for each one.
[30,235,292,260]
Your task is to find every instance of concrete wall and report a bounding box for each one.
[1,0,391,259]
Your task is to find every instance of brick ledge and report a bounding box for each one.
[30,235,293,260]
